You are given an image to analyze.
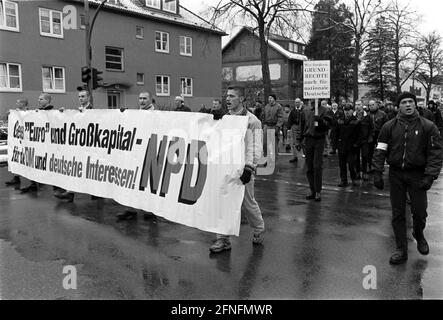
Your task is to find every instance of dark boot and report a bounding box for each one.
[117,210,137,221]
[5,175,20,186]
[389,249,408,265]
[315,192,321,202]
[20,181,38,193]
[54,191,74,202]
[306,193,316,200]
[412,231,429,255]
[338,181,348,187]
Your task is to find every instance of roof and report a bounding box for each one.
[69,0,225,36]
[222,27,307,61]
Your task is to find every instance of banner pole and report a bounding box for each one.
[314,99,318,127]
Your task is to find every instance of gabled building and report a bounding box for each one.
[222,26,307,106]
[0,0,225,116]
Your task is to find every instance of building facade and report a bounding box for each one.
[222,27,307,107]
[0,0,225,117]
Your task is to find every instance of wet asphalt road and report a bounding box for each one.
[0,152,442,300]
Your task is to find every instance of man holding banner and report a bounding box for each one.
[54,90,95,201]
[301,60,332,202]
[209,86,265,253]
[297,101,332,201]
[20,93,54,193]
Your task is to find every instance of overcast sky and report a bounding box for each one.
[181,0,443,41]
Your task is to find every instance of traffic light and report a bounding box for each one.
[92,68,103,90]
[81,66,91,84]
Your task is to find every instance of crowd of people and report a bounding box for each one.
[3,88,443,264]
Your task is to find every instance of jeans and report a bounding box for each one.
[217,175,264,240]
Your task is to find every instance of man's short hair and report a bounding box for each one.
[213,98,222,104]
[78,90,90,97]
[227,85,245,97]
[17,98,28,106]
[40,92,51,102]
[269,93,277,101]
[344,103,354,111]
[139,91,151,97]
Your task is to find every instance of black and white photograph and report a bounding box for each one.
[1,0,443,307]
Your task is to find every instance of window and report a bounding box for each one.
[236,64,281,81]
[42,66,65,93]
[105,47,124,71]
[137,73,144,85]
[155,31,169,53]
[288,42,298,53]
[180,77,193,97]
[80,14,85,29]
[0,62,21,91]
[155,75,169,96]
[146,0,160,9]
[222,67,233,81]
[39,8,63,38]
[180,36,192,56]
[136,26,144,39]
[0,0,19,31]
[162,0,176,13]
[108,0,120,5]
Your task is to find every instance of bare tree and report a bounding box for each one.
[340,0,382,102]
[206,0,315,104]
[383,0,419,94]
[414,32,443,102]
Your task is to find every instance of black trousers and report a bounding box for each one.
[368,132,380,170]
[305,137,325,194]
[355,142,369,174]
[338,151,357,182]
[389,168,428,251]
[330,127,338,152]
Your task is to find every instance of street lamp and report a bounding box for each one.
[83,0,108,102]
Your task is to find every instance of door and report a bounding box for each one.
[107,90,122,109]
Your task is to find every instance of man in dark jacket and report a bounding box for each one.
[261,94,284,157]
[287,98,304,162]
[428,100,443,134]
[373,92,443,265]
[367,100,387,172]
[417,101,435,122]
[174,96,191,112]
[336,104,362,187]
[297,100,332,201]
[385,100,397,120]
[354,104,373,181]
[328,102,340,155]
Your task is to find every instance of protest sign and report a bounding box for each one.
[8,110,250,236]
[303,60,330,99]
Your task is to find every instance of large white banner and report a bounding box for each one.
[7,110,249,236]
[303,60,330,99]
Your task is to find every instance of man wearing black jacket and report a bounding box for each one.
[287,98,304,162]
[373,92,443,265]
[335,104,362,187]
[297,100,332,201]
